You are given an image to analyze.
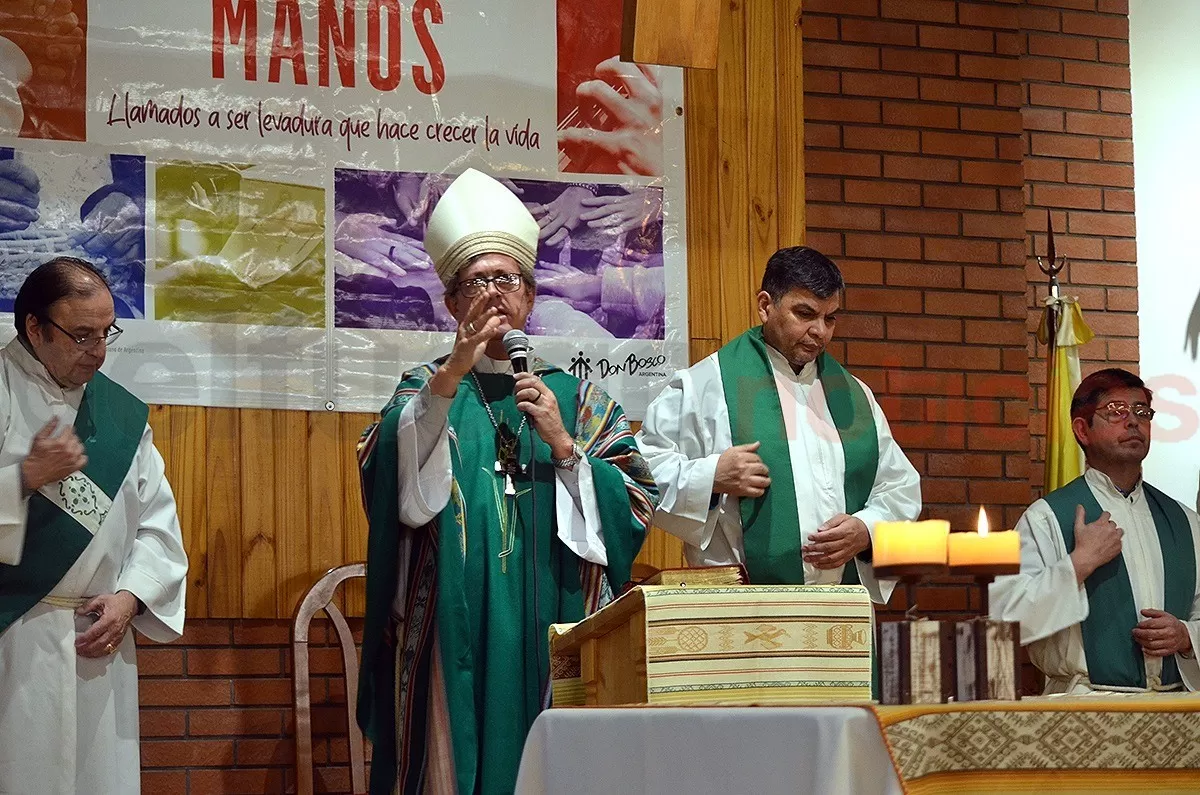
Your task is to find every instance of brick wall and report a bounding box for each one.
[803,0,1032,603]
[1019,0,1136,491]
[135,0,1139,785]
[137,619,365,794]
[801,0,1135,695]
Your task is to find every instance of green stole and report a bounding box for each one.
[716,326,880,585]
[0,371,148,636]
[1044,475,1196,688]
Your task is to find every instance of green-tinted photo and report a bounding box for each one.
[153,162,325,327]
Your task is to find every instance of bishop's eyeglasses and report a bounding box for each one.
[453,273,524,298]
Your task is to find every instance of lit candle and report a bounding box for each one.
[947,507,1020,576]
[873,519,950,577]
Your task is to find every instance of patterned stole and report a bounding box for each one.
[0,372,148,635]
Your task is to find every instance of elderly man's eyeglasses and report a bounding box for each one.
[1094,401,1155,423]
[453,273,523,298]
[46,318,123,349]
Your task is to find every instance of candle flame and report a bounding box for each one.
[977,506,990,537]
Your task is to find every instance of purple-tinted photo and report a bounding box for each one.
[333,169,665,340]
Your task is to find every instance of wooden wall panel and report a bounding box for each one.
[775,0,806,249]
[146,0,796,617]
[633,527,686,573]
[683,69,723,342]
[275,410,310,618]
[689,338,722,365]
[621,0,723,69]
[205,408,242,617]
[307,411,346,611]
[715,0,753,341]
[340,413,373,617]
[171,405,208,619]
[746,0,780,289]
[239,410,276,618]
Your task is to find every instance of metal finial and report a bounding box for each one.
[1036,209,1065,299]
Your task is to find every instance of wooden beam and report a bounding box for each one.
[777,0,806,247]
[622,0,722,69]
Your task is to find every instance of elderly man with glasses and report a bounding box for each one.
[0,256,188,793]
[355,169,656,795]
[992,367,1200,695]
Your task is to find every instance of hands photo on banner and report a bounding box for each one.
[0,148,145,318]
[556,0,666,177]
[333,170,665,339]
[0,0,87,141]
[558,57,665,178]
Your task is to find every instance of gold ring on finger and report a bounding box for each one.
[466,323,475,334]
[105,642,116,655]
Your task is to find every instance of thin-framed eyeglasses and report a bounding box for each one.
[452,272,524,298]
[1094,401,1155,423]
[45,317,123,349]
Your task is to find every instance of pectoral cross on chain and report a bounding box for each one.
[495,426,525,497]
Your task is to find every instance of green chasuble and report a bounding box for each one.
[0,371,148,635]
[356,357,657,795]
[716,326,879,585]
[1044,475,1196,689]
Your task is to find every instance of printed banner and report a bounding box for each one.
[0,0,687,417]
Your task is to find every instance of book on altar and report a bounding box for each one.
[549,584,872,707]
[642,564,748,587]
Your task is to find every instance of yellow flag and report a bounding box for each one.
[1038,297,1094,492]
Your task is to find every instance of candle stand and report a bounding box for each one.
[947,563,1020,618]
[948,562,1021,701]
[873,563,948,617]
[876,561,1022,705]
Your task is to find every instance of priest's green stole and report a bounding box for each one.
[717,326,879,585]
[1044,476,1196,688]
[0,372,148,636]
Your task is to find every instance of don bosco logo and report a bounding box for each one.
[570,351,667,381]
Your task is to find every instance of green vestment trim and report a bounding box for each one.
[716,326,879,585]
[0,372,148,636]
[1045,475,1196,688]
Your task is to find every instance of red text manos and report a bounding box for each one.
[211,0,446,95]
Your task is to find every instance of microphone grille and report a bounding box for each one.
[502,329,530,356]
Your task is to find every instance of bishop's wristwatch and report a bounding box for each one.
[551,442,583,471]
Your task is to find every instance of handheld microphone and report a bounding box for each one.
[502,329,531,374]
[501,329,545,698]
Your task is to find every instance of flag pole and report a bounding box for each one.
[1037,209,1066,357]
[1038,209,1079,492]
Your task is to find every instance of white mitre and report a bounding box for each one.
[423,168,539,287]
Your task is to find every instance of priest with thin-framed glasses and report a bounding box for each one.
[0,256,188,794]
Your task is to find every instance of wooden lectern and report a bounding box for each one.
[550,584,873,707]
